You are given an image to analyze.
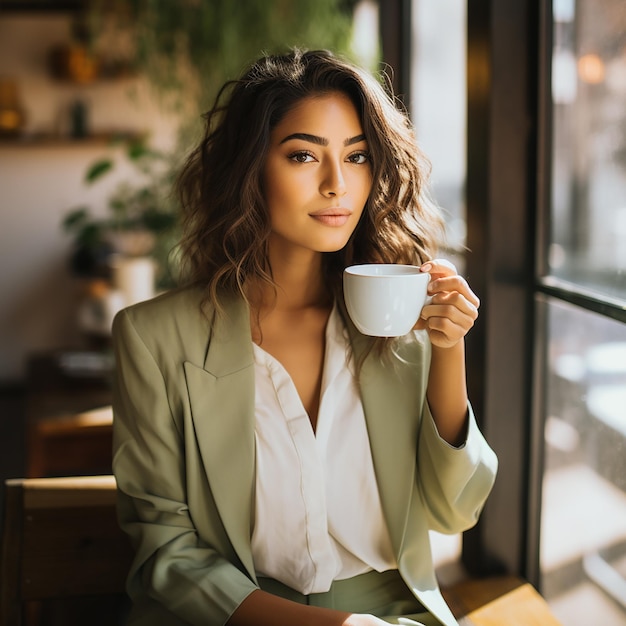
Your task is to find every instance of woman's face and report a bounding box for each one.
[262,91,372,259]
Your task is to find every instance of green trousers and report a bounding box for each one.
[258,569,442,625]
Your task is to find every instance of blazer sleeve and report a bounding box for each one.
[112,308,258,625]
[416,400,498,534]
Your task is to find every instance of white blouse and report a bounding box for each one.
[250,305,396,595]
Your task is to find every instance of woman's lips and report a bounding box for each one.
[309,209,351,227]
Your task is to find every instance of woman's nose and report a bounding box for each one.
[320,161,347,198]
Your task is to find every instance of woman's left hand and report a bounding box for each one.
[414,259,480,349]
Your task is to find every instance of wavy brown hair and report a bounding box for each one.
[177,48,444,320]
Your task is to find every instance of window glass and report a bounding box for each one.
[540,298,626,624]
[550,0,626,301]
[411,0,466,271]
[351,0,380,72]
[542,3,626,621]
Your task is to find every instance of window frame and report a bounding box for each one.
[461,0,544,582]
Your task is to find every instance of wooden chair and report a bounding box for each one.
[0,475,133,626]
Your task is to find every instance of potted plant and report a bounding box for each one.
[62,138,180,291]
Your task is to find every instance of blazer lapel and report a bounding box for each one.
[183,295,257,579]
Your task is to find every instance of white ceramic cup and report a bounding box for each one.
[343,264,431,337]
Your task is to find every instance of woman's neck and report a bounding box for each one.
[253,249,331,313]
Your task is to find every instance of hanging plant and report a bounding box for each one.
[86,0,358,126]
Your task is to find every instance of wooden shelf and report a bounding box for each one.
[0,131,146,148]
[0,1,85,12]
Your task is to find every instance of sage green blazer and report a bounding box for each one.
[111,286,497,626]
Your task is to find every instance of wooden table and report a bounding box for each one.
[443,576,563,625]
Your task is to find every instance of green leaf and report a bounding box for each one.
[76,222,104,247]
[127,141,151,161]
[109,198,127,211]
[61,207,90,232]
[85,159,114,183]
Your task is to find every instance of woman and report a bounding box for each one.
[112,49,497,626]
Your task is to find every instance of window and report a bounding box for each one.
[538,0,626,621]
[411,0,467,269]
[548,0,626,303]
[540,300,626,623]
[459,1,626,619]
[389,3,625,620]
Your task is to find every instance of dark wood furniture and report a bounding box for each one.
[27,406,113,478]
[0,475,132,626]
[25,351,113,478]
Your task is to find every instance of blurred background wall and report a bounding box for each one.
[0,13,179,381]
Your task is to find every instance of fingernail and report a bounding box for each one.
[421,263,432,272]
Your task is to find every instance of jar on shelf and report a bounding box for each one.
[49,43,100,84]
[0,78,26,137]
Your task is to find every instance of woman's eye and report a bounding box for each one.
[348,151,370,165]
[289,151,315,163]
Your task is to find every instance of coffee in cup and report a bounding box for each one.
[343,264,430,337]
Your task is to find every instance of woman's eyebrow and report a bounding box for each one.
[279,133,367,146]
[345,134,366,146]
